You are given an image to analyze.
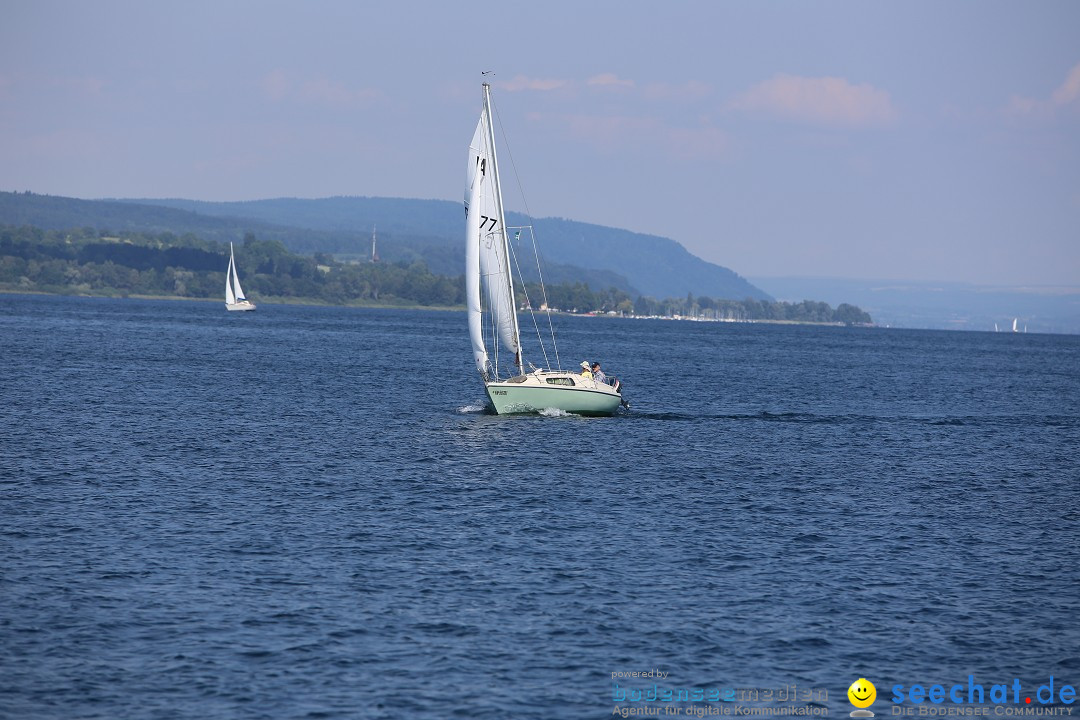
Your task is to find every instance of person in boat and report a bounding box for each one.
[579,361,592,380]
[593,361,621,393]
[591,362,607,385]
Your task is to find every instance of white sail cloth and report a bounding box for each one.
[465,171,487,373]
[226,253,237,305]
[465,104,520,375]
[226,243,248,305]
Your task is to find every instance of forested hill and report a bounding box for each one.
[0,224,871,325]
[1,192,770,301]
[0,191,262,238]
[112,196,772,301]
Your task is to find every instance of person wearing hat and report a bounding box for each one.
[591,362,607,385]
[579,361,593,381]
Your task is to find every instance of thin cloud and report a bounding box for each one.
[261,70,292,101]
[665,125,729,159]
[498,75,567,92]
[731,74,897,127]
[49,74,106,96]
[495,73,710,103]
[641,80,711,102]
[300,77,378,106]
[585,75,711,102]
[587,73,635,88]
[21,128,106,160]
[260,70,379,106]
[1007,61,1080,118]
[537,112,727,158]
[555,113,659,148]
[1,72,106,98]
[1052,63,1080,105]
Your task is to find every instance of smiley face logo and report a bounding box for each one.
[848,678,876,709]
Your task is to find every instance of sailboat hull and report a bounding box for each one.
[226,301,256,312]
[485,372,623,416]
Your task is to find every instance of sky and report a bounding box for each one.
[1,0,1078,286]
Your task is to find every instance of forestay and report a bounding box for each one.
[225,253,237,306]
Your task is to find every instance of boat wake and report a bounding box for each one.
[457,401,490,414]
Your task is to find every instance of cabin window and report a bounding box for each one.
[546,377,575,386]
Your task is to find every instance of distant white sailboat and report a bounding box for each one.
[225,242,256,312]
[1012,318,1018,333]
[464,82,625,415]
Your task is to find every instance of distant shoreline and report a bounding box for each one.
[0,287,875,327]
[0,286,464,311]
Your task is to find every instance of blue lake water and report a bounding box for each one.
[2,293,1078,719]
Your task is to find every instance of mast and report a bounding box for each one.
[481,82,523,372]
[371,224,378,263]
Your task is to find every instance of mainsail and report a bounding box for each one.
[465,172,487,374]
[225,251,237,305]
[465,84,521,377]
[226,243,248,305]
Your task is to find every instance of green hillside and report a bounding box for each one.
[0,224,870,325]
[1,192,637,294]
[114,195,772,301]
[2,192,770,301]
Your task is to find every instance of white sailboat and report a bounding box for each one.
[225,242,256,312]
[464,82,625,416]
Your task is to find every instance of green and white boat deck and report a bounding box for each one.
[486,370,623,416]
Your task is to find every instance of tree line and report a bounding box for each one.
[522,281,870,324]
[0,226,461,306]
[0,225,872,324]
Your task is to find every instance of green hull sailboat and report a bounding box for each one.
[464,82,625,416]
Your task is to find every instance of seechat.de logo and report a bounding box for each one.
[890,675,1077,708]
[849,678,877,718]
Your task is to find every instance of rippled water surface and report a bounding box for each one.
[2,294,1078,719]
